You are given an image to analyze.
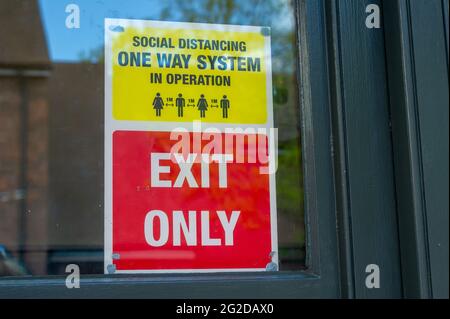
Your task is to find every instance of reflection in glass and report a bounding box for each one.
[0,0,304,276]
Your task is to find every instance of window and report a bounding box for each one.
[0,0,305,276]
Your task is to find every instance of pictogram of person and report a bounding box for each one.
[220,95,230,118]
[197,94,208,118]
[152,92,164,117]
[176,93,185,117]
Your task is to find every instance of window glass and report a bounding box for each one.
[0,0,304,276]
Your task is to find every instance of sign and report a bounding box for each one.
[104,19,277,273]
[109,20,269,124]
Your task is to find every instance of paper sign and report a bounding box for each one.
[104,19,277,273]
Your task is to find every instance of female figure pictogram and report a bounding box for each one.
[197,94,208,118]
[152,92,164,117]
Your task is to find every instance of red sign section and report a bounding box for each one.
[112,130,274,271]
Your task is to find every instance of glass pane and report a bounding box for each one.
[0,0,304,276]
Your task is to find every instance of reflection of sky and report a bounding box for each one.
[38,0,294,63]
[38,0,167,62]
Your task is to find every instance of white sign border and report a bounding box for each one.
[104,18,278,274]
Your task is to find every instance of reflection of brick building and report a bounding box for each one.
[0,1,105,276]
[0,0,50,275]
[46,63,104,274]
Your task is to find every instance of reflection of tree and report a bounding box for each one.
[161,0,297,72]
[167,0,278,25]
[77,46,104,63]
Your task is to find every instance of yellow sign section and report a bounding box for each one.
[106,19,271,124]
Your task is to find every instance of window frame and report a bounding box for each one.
[0,0,342,298]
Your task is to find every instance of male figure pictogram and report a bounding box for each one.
[176,93,185,117]
[220,95,230,118]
